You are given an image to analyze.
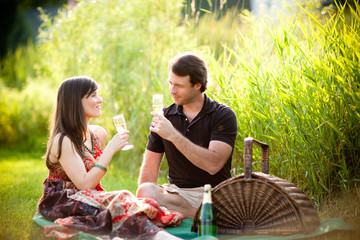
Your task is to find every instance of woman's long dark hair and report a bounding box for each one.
[44,76,98,169]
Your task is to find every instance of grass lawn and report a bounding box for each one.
[0,149,359,239]
[0,150,48,240]
[0,149,141,240]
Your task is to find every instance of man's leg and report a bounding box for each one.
[136,182,197,219]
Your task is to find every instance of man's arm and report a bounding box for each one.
[151,113,234,175]
[169,133,232,175]
[138,149,164,185]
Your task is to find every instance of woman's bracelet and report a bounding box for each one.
[93,164,107,172]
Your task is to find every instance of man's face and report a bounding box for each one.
[168,70,201,106]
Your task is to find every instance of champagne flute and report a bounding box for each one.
[152,94,164,114]
[112,114,134,151]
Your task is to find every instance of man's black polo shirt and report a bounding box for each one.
[146,94,238,188]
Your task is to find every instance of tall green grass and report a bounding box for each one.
[0,81,53,150]
[1,0,195,168]
[205,1,360,201]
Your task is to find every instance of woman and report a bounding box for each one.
[37,76,183,240]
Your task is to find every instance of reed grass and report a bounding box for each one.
[205,1,360,202]
[1,0,195,172]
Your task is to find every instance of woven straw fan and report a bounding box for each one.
[191,137,320,235]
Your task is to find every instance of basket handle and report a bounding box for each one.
[244,137,269,179]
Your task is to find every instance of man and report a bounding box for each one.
[136,52,237,219]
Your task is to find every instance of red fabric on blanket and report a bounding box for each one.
[37,132,183,239]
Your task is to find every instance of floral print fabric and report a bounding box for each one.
[37,132,183,239]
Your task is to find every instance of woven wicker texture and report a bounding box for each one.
[192,137,320,235]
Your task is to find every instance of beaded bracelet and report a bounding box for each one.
[93,164,107,172]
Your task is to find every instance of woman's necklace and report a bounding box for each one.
[84,131,94,154]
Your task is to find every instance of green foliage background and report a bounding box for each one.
[1,0,359,204]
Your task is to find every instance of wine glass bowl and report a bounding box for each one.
[152,94,164,114]
[112,114,134,151]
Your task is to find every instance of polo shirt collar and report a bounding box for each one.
[168,93,216,117]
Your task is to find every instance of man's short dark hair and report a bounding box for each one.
[168,52,208,92]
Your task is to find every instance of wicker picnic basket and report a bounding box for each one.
[191,137,320,235]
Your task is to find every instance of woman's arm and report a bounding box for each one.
[58,130,129,190]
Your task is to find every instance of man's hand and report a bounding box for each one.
[150,112,179,141]
[149,112,233,175]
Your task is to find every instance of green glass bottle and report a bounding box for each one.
[198,184,217,236]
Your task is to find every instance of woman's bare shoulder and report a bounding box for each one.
[49,133,72,163]
[89,125,107,143]
[52,133,71,145]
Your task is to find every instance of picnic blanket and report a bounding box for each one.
[34,213,356,240]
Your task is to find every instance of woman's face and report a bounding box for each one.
[82,89,102,120]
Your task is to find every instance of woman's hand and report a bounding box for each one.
[57,128,130,190]
[106,130,130,153]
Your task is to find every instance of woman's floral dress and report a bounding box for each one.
[37,132,183,239]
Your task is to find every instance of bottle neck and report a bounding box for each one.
[202,189,212,204]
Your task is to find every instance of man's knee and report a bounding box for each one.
[136,182,159,198]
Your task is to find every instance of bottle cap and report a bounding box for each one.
[204,184,211,191]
